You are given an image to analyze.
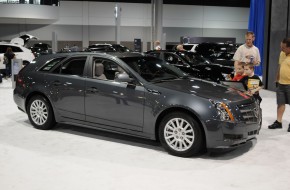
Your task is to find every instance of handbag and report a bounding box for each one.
[3,56,8,65]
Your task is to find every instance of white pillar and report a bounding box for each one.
[115,3,121,44]
[52,31,57,52]
[151,0,163,49]
[82,1,89,49]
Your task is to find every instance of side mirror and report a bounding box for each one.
[115,73,134,83]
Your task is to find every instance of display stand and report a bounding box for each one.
[11,59,23,89]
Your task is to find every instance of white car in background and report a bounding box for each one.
[0,34,36,70]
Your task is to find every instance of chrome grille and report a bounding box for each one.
[238,102,260,124]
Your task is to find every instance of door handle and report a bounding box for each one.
[147,88,161,95]
[87,87,99,93]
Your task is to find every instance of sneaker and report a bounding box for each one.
[268,120,282,129]
[288,124,290,132]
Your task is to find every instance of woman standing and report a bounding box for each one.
[4,47,15,78]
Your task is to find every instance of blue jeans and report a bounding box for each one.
[5,64,11,77]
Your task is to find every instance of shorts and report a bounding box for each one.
[276,83,290,105]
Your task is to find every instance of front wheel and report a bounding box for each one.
[159,112,205,157]
[27,95,55,130]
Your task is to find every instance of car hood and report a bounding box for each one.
[153,78,250,102]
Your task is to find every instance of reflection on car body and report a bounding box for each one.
[14,52,261,157]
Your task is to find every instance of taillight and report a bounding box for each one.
[16,75,25,88]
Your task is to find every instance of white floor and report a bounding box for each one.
[1,78,290,190]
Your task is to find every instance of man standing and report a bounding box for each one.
[154,40,161,50]
[268,38,290,132]
[233,31,261,66]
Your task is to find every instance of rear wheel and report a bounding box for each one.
[27,95,55,130]
[159,112,205,157]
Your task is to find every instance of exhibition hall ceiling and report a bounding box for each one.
[60,0,250,7]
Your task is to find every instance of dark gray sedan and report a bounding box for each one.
[13,52,261,157]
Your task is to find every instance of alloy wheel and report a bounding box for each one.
[164,118,195,152]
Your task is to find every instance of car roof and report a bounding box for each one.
[51,52,143,58]
[0,42,19,46]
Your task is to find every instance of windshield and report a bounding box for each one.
[120,56,188,82]
[112,45,131,52]
[178,52,212,65]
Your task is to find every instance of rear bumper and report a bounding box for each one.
[13,90,26,113]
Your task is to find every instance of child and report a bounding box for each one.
[232,61,245,81]
[240,63,263,104]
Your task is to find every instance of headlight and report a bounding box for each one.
[210,100,235,122]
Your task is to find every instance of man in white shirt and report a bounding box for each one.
[233,31,261,66]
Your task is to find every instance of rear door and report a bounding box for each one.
[44,56,88,121]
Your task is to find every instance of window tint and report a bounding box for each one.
[0,45,8,53]
[0,45,22,53]
[148,52,160,58]
[92,57,124,80]
[11,46,23,52]
[39,57,66,72]
[164,53,178,64]
[54,57,86,76]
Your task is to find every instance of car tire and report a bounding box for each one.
[27,95,56,130]
[159,112,205,157]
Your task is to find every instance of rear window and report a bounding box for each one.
[11,46,23,52]
[0,45,22,53]
[39,57,66,72]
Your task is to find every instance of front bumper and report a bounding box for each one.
[205,119,261,149]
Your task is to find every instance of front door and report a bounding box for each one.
[85,57,145,131]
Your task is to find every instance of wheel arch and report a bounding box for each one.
[155,107,206,146]
[25,91,54,114]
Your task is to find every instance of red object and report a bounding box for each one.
[232,74,244,81]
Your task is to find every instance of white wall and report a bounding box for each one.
[55,1,249,29]
[0,4,59,20]
[0,1,250,45]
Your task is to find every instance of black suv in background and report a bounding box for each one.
[29,43,52,57]
[195,42,240,67]
[145,50,234,82]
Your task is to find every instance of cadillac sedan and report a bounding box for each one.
[13,52,261,157]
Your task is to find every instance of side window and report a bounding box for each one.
[164,53,183,65]
[0,45,7,53]
[39,57,66,72]
[148,52,160,58]
[55,57,86,76]
[11,46,23,52]
[92,57,126,81]
[164,53,175,64]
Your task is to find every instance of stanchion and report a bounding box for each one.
[11,59,23,89]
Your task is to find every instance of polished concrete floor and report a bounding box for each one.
[1,78,290,190]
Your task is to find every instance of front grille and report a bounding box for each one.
[248,130,258,136]
[224,134,243,140]
[238,102,260,124]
